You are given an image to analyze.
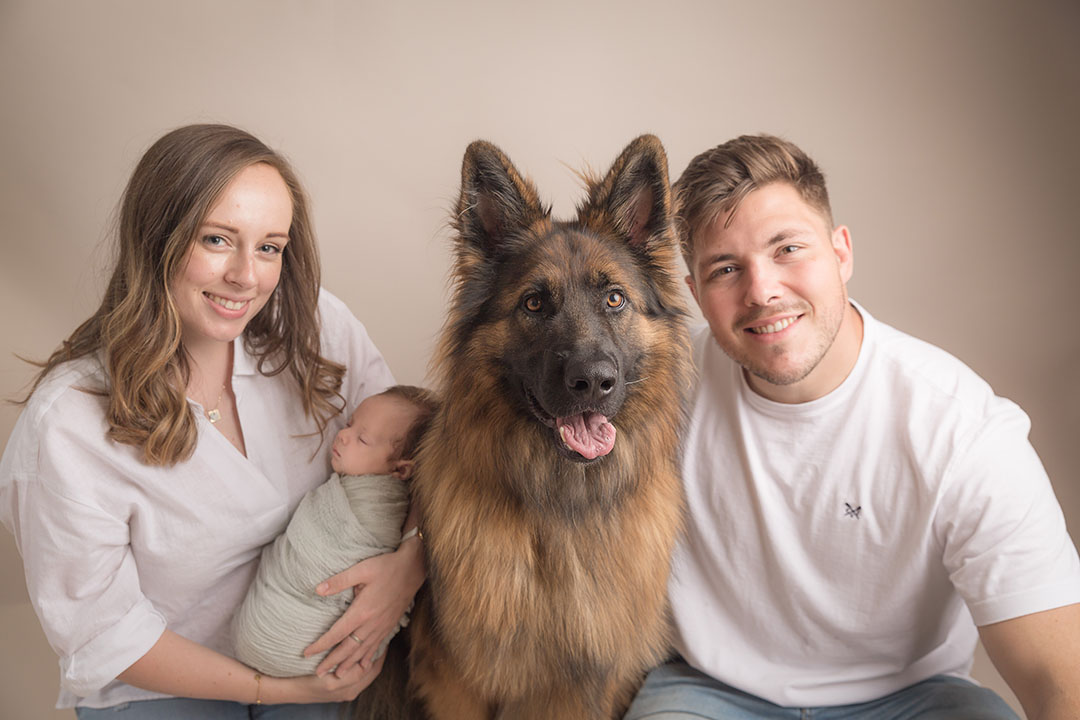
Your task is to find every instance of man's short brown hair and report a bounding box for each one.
[673,134,833,269]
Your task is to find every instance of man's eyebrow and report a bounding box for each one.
[764,228,803,248]
[700,229,806,267]
[701,251,736,267]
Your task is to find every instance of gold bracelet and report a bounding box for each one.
[254,672,262,705]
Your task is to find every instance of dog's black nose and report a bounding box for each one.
[565,356,618,403]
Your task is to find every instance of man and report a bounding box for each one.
[625,135,1080,719]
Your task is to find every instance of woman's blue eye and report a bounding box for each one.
[203,235,226,246]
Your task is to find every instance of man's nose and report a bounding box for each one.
[743,260,782,307]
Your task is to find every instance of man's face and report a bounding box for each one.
[686,182,856,402]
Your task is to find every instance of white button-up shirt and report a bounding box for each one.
[0,290,394,709]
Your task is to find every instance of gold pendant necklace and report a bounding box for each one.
[206,384,226,424]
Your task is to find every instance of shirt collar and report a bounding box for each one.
[232,338,258,377]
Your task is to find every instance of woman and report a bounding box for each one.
[0,124,424,717]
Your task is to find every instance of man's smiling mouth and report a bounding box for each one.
[747,314,801,335]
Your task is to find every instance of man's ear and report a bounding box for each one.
[685,273,700,305]
[831,225,854,284]
[391,458,415,480]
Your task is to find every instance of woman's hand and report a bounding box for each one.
[117,629,383,705]
[265,653,385,704]
[304,533,425,677]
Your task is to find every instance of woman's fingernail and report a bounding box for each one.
[316,582,328,594]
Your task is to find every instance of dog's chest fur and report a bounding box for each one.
[428,478,676,698]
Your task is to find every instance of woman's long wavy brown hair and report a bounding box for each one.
[20,124,345,465]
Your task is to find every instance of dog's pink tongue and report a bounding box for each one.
[557,412,616,460]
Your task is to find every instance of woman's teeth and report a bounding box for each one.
[206,293,247,310]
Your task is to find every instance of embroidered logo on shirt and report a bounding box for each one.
[844,502,862,519]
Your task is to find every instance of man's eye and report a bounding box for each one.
[780,245,799,254]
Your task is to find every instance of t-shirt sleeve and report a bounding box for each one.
[8,411,166,696]
[936,399,1080,626]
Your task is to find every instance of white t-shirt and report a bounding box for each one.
[672,301,1080,707]
[0,290,394,709]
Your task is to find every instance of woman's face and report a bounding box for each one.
[172,163,293,352]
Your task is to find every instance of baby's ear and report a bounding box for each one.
[391,458,415,480]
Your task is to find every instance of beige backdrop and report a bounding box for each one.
[2,1,1078,717]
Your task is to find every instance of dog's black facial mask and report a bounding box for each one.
[452,137,675,464]
[504,232,648,463]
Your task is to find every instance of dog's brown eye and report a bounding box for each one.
[606,291,625,309]
[524,294,543,313]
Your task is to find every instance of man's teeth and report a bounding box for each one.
[750,316,797,334]
[207,293,247,311]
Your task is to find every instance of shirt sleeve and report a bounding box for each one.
[5,395,166,697]
[936,399,1080,626]
[317,288,396,405]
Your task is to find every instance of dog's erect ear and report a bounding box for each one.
[455,141,549,257]
[578,135,672,253]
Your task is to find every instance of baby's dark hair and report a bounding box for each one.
[377,385,440,460]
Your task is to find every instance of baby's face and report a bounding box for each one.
[331,394,418,476]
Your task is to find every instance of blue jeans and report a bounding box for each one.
[624,661,1020,720]
[75,698,349,719]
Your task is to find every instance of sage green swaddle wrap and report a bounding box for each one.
[232,473,410,677]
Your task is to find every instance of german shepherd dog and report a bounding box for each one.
[404,135,691,719]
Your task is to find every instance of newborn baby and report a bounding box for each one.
[232,385,437,677]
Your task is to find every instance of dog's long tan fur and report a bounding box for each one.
[403,135,691,720]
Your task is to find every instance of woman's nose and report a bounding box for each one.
[225,250,257,288]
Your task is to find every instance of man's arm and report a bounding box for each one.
[979,603,1080,720]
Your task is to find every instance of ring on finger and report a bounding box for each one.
[348,632,361,644]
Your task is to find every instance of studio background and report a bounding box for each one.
[2,1,1077,717]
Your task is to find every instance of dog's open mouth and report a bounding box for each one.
[526,388,617,461]
[557,412,616,460]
